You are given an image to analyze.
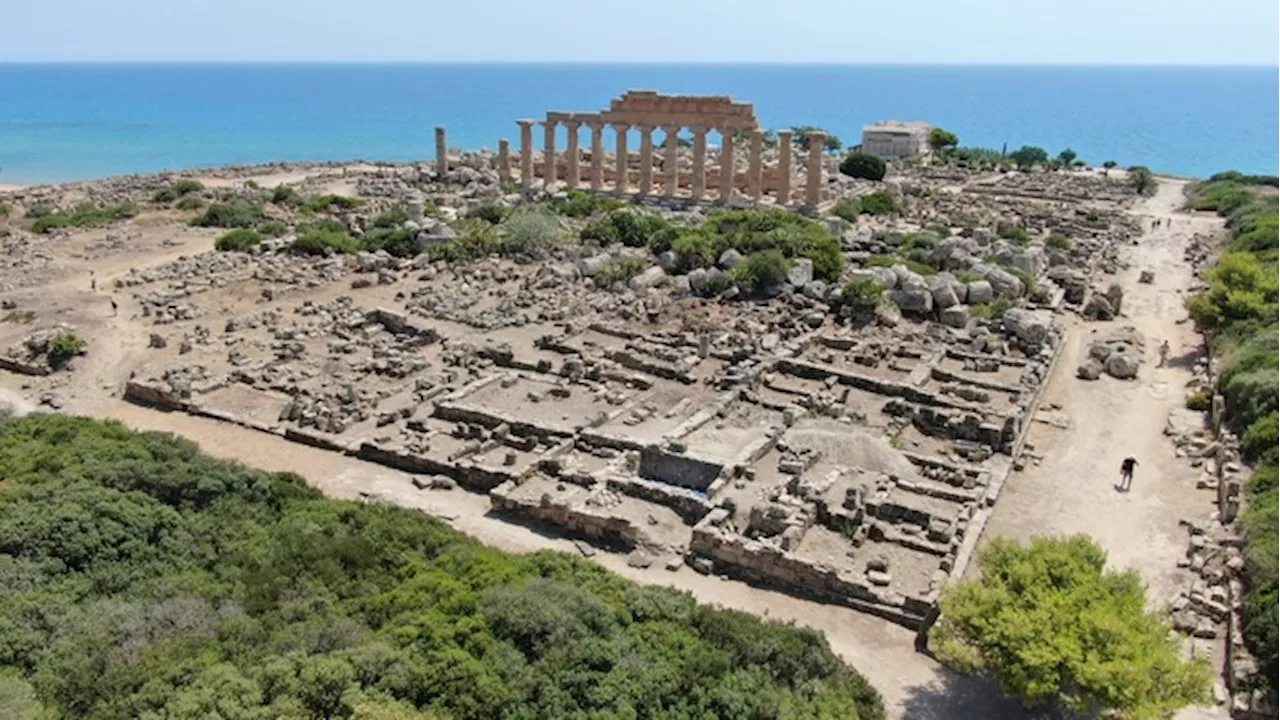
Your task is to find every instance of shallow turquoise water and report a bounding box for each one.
[0,63,1275,185]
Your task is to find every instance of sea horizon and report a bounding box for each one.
[1,62,1276,185]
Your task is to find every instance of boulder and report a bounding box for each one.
[939,305,970,328]
[967,280,994,305]
[1047,266,1088,304]
[1077,358,1103,380]
[657,250,679,272]
[787,258,814,287]
[1083,293,1115,320]
[1138,270,1155,284]
[1002,308,1052,346]
[870,267,898,289]
[802,280,828,300]
[577,254,611,278]
[984,267,1026,299]
[891,287,934,314]
[1105,352,1141,379]
[689,267,728,296]
[926,275,960,309]
[1010,248,1046,277]
[1104,282,1124,314]
[892,264,924,289]
[718,249,743,270]
[629,266,667,290]
[875,302,902,327]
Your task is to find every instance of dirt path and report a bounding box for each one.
[977,178,1228,719]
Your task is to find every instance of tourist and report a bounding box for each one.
[109,296,118,316]
[1120,456,1139,490]
[1159,340,1170,366]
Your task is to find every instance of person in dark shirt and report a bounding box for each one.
[1119,456,1138,491]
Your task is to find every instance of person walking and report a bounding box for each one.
[109,296,118,316]
[1119,456,1139,491]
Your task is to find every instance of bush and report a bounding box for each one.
[594,257,650,287]
[927,128,959,153]
[731,250,791,295]
[31,202,139,233]
[258,219,288,237]
[1129,165,1158,196]
[191,199,265,229]
[370,205,409,229]
[1241,411,1279,465]
[1191,183,1255,214]
[933,535,1211,717]
[970,298,1018,320]
[0,203,10,217]
[1185,252,1278,338]
[500,210,560,258]
[1185,387,1212,412]
[214,228,263,252]
[47,332,87,369]
[858,190,897,216]
[1009,146,1049,170]
[998,225,1030,246]
[1208,170,1280,187]
[552,189,626,218]
[305,194,364,213]
[1046,232,1072,250]
[831,198,861,223]
[290,227,359,255]
[953,269,984,283]
[270,186,304,207]
[151,179,204,203]
[173,195,204,211]
[838,151,887,181]
[581,209,679,252]
[467,201,508,225]
[359,227,416,258]
[426,220,502,264]
[842,278,884,313]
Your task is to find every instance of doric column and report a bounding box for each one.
[612,124,630,195]
[435,126,447,177]
[518,120,535,193]
[690,127,708,201]
[637,125,654,197]
[805,132,825,207]
[497,139,511,182]
[542,119,557,188]
[564,121,581,188]
[663,126,680,197]
[718,130,735,201]
[776,129,792,205]
[748,129,764,203]
[589,122,604,191]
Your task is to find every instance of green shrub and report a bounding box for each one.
[1208,171,1279,187]
[501,210,560,258]
[971,298,1018,320]
[173,195,204,211]
[954,269,984,283]
[47,332,86,369]
[0,203,10,218]
[731,250,791,295]
[842,278,884,313]
[270,186,304,207]
[831,198,861,223]
[191,199,265,229]
[214,228,263,252]
[1185,387,1213,412]
[902,258,937,276]
[1009,146,1049,170]
[257,219,288,237]
[1241,412,1279,465]
[866,254,896,268]
[359,227,416,258]
[838,151,887,181]
[371,205,409,229]
[152,179,205,203]
[581,209,679,252]
[426,220,501,263]
[306,194,364,213]
[594,257,650,287]
[1185,252,1279,338]
[901,231,940,252]
[31,202,139,233]
[25,204,53,219]
[858,190,898,216]
[290,227,359,255]
[468,201,508,224]
[1007,266,1037,295]
[1129,165,1158,196]
[1046,232,1072,251]
[553,188,626,218]
[998,225,1030,246]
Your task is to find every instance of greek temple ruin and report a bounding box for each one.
[438,90,829,208]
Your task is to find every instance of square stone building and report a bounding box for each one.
[861,120,931,158]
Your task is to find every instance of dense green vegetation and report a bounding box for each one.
[837,152,887,182]
[29,202,139,234]
[932,535,1211,719]
[215,228,264,252]
[788,126,842,153]
[856,191,897,216]
[1129,166,1158,196]
[0,202,12,217]
[46,332,87,369]
[153,179,205,204]
[1007,146,1049,171]
[0,414,885,720]
[1183,175,1278,702]
[926,128,958,154]
[729,249,791,295]
[191,199,267,229]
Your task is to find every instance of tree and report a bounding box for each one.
[1008,146,1049,171]
[927,127,959,154]
[1129,165,1158,196]
[931,535,1212,719]
[838,151,887,181]
[790,126,843,153]
[1102,160,1118,176]
[1056,148,1078,168]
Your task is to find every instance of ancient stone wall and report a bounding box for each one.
[638,446,724,490]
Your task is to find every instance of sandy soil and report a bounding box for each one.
[0,174,1230,719]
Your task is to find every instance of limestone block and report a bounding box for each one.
[967,280,994,304]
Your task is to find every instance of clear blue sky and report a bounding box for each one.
[4,0,1278,64]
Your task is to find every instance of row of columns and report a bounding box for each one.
[507,120,825,207]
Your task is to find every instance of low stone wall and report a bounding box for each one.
[490,480,644,549]
[434,401,573,440]
[689,517,932,628]
[123,380,188,411]
[638,446,723,491]
[0,357,51,376]
[605,474,713,525]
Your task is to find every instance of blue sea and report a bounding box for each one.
[0,64,1276,186]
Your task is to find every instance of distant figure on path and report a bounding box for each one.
[90,270,97,292]
[1119,456,1139,491]
[109,296,118,316]
[1159,340,1170,366]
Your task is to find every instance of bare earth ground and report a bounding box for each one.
[0,173,1228,719]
